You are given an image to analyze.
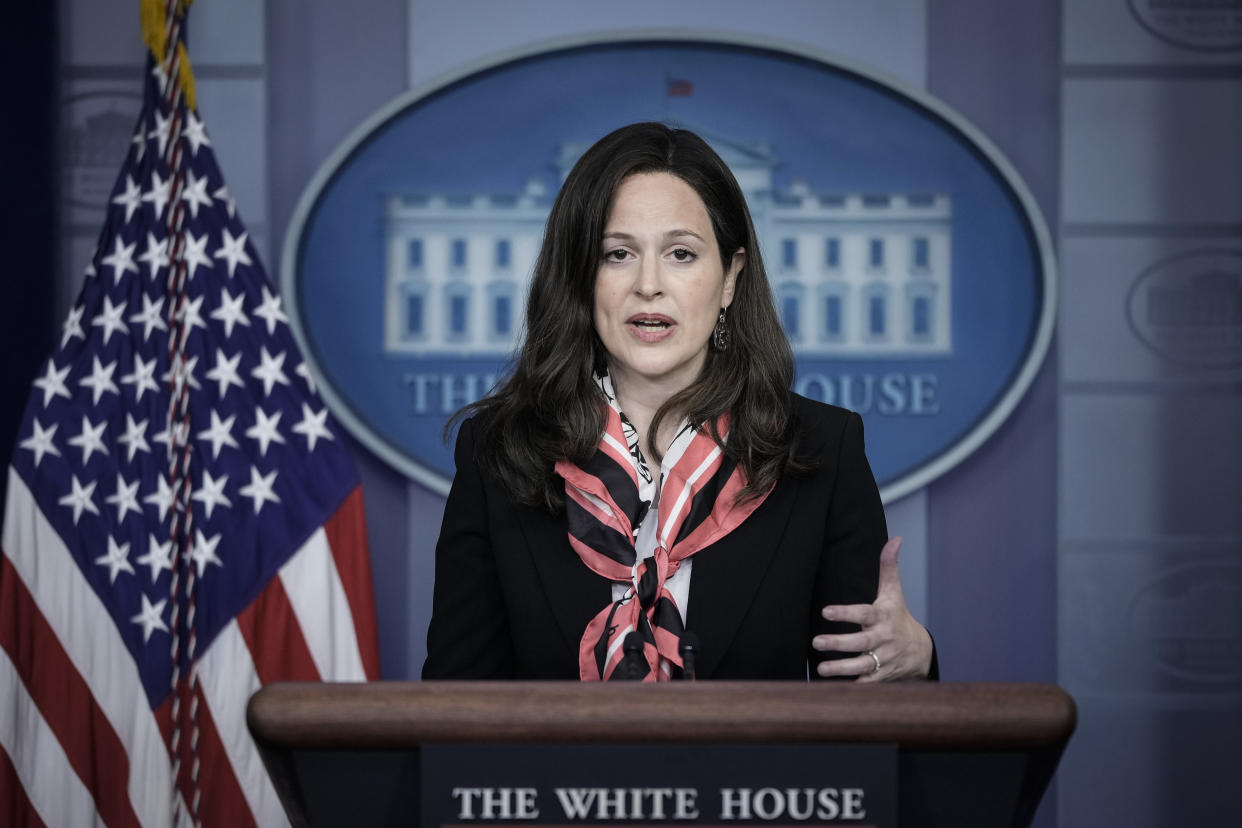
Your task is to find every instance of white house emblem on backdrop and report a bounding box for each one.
[284,36,1055,499]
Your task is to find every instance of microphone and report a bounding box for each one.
[679,632,699,681]
[616,632,646,680]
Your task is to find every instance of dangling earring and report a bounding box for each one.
[711,308,730,352]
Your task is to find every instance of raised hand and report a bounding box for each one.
[812,536,934,681]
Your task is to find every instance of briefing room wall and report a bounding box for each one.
[28,2,1148,826]
[1056,0,1242,824]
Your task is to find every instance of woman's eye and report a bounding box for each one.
[603,248,629,262]
[671,248,696,262]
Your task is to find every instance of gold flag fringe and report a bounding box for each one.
[140,0,197,110]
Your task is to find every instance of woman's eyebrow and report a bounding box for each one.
[601,229,706,242]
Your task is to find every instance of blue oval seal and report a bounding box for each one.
[283,34,1056,501]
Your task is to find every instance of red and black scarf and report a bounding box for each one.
[555,384,768,681]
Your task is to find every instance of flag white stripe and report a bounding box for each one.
[3,468,172,828]
[0,646,102,827]
[196,619,288,827]
[279,527,366,681]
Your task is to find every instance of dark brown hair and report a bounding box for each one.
[456,122,803,511]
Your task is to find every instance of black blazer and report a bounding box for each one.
[423,396,894,680]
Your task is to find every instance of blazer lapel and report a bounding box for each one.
[685,481,797,678]
[517,506,611,657]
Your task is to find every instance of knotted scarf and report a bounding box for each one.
[554,377,769,681]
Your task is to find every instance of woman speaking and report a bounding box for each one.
[422,122,935,682]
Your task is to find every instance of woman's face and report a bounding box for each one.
[594,172,743,405]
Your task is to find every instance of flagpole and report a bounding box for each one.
[144,1,202,824]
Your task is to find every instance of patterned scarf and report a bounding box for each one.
[554,376,769,681]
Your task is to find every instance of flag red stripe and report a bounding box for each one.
[322,487,380,679]
[0,556,142,828]
[190,685,260,828]
[0,743,48,828]
[153,674,258,828]
[236,573,320,684]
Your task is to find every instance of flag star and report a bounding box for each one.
[253,286,288,335]
[205,348,245,399]
[239,466,281,515]
[192,470,231,519]
[121,353,160,403]
[148,108,172,157]
[136,534,173,582]
[191,530,224,577]
[153,420,190,454]
[174,293,208,334]
[198,410,240,460]
[61,305,85,348]
[137,232,170,281]
[94,536,134,584]
[33,360,72,407]
[251,347,290,397]
[67,415,109,464]
[210,288,249,338]
[292,402,334,452]
[19,419,61,467]
[111,174,143,223]
[91,295,129,345]
[84,262,96,279]
[150,60,169,92]
[295,362,318,394]
[131,593,169,643]
[144,474,176,522]
[181,231,212,280]
[79,356,120,405]
[245,408,286,457]
[58,475,100,525]
[213,184,237,218]
[182,111,210,155]
[100,237,139,284]
[213,229,252,279]
[142,169,172,220]
[105,473,143,524]
[128,294,168,344]
[181,170,213,220]
[162,354,201,392]
[116,413,151,462]
[130,127,146,164]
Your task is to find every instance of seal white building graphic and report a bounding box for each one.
[383,128,952,359]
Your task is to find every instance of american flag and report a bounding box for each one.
[0,8,379,827]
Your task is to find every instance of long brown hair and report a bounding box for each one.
[455,122,804,511]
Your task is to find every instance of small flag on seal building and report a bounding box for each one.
[666,76,694,97]
[0,2,380,826]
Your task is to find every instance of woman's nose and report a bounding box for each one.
[634,256,662,297]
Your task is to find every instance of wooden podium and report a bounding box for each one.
[247,681,1075,828]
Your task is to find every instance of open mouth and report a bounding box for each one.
[632,319,671,331]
